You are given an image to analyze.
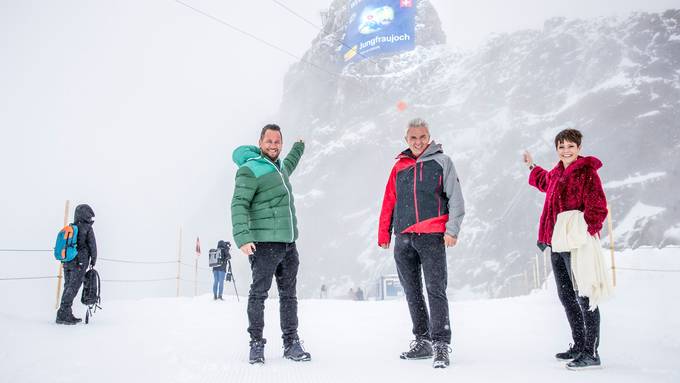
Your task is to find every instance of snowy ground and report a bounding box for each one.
[1,248,679,383]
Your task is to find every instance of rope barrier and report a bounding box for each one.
[99,257,177,264]
[0,249,51,252]
[103,277,178,283]
[617,267,680,273]
[0,276,59,281]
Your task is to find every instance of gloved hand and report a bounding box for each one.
[90,261,96,268]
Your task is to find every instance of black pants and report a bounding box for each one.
[58,261,86,315]
[394,233,451,344]
[247,242,300,343]
[551,251,600,355]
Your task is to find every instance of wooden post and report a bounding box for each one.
[533,257,539,290]
[194,257,198,297]
[543,249,548,289]
[55,200,70,309]
[536,254,543,289]
[607,204,617,287]
[176,226,182,297]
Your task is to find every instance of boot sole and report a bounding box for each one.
[433,362,449,368]
[556,357,575,362]
[55,319,77,325]
[284,355,311,362]
[566,364,602,371]
[400,355,433,360]
[249,359,265,365]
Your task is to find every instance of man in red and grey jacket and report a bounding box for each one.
[378,118,465,369]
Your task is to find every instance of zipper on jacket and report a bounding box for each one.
[438,175,442,216]
[413,164,419,223]
[262,157,295,242]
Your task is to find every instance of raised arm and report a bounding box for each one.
[282,140,305,176]
[528,166,550,193]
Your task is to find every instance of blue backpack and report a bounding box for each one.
[54,224,78,262]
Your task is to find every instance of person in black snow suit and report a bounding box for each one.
[56,204,97,325]
[212,240,230,300]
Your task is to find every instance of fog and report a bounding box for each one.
[1,0,675,304]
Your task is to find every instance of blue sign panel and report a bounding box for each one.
[341,0,416,63]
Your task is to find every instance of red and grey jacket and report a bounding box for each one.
[378,142,465,245]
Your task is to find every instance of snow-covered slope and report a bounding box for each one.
[1,249,678,382]
[278,1,680,297]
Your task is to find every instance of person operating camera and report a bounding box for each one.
[212,240,231,300]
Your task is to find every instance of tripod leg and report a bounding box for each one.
[228,260,239,302]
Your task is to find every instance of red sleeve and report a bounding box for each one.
[528,166,550,193]
[378,165,398,245]
[583,168,608,236]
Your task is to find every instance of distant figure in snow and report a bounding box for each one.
[231,123,311,365]
[378,118,465,369]
[355,287,364,301]
[524,128,608,370]
[212,240,230,300]
[56,204,97,325]
[319,284,328,299]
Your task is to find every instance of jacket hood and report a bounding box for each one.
[553,156,603,175]
[232,145,261,166]
[74,204,95,224]
[217,240,231,249]
[397,141,443,160]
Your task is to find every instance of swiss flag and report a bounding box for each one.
[400,0,413,7]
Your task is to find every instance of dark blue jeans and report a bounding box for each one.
[213,270,226,297]
[394,233,451,344]
[551,250,601,355]
[247,242,300,343]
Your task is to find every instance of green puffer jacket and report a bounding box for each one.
[230,141,305,248]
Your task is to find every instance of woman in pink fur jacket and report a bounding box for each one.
[524,128,608,370]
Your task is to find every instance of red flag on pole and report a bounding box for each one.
[195,236,201,256]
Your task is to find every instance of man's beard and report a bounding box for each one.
[263,151,279,162]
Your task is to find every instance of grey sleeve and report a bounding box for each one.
[442,156,465,237]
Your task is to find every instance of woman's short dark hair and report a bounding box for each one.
[554,128,582,148]
[260,124,282,141]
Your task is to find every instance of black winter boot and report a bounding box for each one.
[283,339,311,361]
[400,339,433,360]
[555,343,581,361]
[432,342,451,368]
[249,339,266,364]
[566,352,602,370]
[55,309,77,325]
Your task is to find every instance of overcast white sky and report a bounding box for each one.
[431,0,680,49]
[0,0,677,301]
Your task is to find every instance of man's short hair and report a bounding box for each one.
[554,128,582,148]
[260,124,282,141]
[408,118,429,130]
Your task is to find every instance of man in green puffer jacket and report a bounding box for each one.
[231,124,311,365]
